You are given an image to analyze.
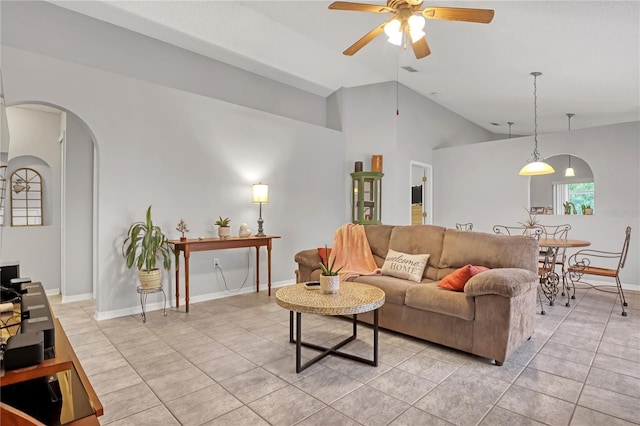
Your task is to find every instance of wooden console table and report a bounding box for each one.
[1,317,103,424]
[169,235,281,312]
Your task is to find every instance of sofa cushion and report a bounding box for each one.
[438,265,489,291]
[381,249,430,283]
[364,225,395,267]
[464,268,538,298]
[388,225,446,280]
[439,230,538,273]
[405,283,475,321]
[351,274,426,305]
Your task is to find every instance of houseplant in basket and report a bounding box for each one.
[215,216,231,238]
[319,245,343,294]
[122,205,172,289]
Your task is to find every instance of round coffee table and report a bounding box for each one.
[276,281,385,373]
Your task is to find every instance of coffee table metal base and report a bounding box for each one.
[289,310,379,373]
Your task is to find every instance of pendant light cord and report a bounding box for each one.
[530,72,542,161]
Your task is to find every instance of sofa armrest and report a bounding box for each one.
[464,268,538,298]
[294,249,322,283]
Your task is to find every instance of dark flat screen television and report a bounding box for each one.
[411,185,422,205]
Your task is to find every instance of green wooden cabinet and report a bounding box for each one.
[351,171,383,225]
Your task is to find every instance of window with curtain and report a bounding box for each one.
[553,182,595,214]
[10,167,43,226]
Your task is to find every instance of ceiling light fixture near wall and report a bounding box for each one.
[565,113,576,177]
[508,121,514,138]
[519,72,555,176]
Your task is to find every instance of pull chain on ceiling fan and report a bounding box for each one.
[329,0,494,59]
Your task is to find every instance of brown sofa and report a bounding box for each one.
[294,224,539,365]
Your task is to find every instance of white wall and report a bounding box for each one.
[63,112,93,300]
[3,107,62,291]
[434,121,640,288]
[2,46,346,317]
[335,82,494,226]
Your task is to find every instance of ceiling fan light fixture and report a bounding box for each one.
[384,19,402,45]
[408,15,425,41]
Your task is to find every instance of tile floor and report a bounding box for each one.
[51,285,640,426]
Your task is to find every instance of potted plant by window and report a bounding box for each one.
[122,205,172,289]
[319,245,343,294]
[215,216,231,238]
[581,205,593,215]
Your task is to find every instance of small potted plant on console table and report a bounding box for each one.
[215,216,231,238]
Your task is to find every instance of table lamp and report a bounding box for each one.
[252,182,268,236]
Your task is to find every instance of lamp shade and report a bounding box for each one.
[565,167,575,177]
[252,183,268,204]
[519,161,555,176]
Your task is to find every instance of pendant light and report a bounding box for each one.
[508,121,514,138]
[519,72,555,176]
[564,113,575,177]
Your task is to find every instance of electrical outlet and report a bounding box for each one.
[214,258,220,268]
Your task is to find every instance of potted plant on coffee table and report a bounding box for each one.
[319,245,343,294]
[122,205,172,289]
[215,216,231,238]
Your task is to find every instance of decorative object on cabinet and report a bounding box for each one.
[122,205,172,289]
[215,216,231,238]
[176,219,189,241]
[252,182,268,236]
[351,171,383,225]
[371,155,383,172]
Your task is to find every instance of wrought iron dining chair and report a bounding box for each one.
[537,224,571,295]
[566,226,631,316]
[455,222,473,231]
[492,225,541,237]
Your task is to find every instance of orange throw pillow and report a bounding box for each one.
[318,247,332,266]
[438,264,489,291]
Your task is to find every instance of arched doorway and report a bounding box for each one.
[2,103,96,301]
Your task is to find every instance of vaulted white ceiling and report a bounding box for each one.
[49,0,639,135]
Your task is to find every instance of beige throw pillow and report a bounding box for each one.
[382,249,430,283]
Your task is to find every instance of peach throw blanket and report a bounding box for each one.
[330,223,382,281]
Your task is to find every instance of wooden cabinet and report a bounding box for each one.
[351,172,383,225]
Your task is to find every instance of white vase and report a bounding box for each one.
[218,226,231,238]
[320,275,339,294]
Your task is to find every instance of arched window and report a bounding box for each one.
[10,167,43,226]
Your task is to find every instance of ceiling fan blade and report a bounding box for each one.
[343,22,387,56]
[411,36,431,59]
[329,2,395,13]
[422,7,494,24]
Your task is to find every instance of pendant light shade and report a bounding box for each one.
[564,113,575,176]
[519,72,555,176]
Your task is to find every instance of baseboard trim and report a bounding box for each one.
[61,293,93,303]
[95,279,296,320]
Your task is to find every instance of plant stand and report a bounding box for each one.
[137,285,167,323]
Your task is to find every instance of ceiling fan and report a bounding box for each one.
[329,0,494,59]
